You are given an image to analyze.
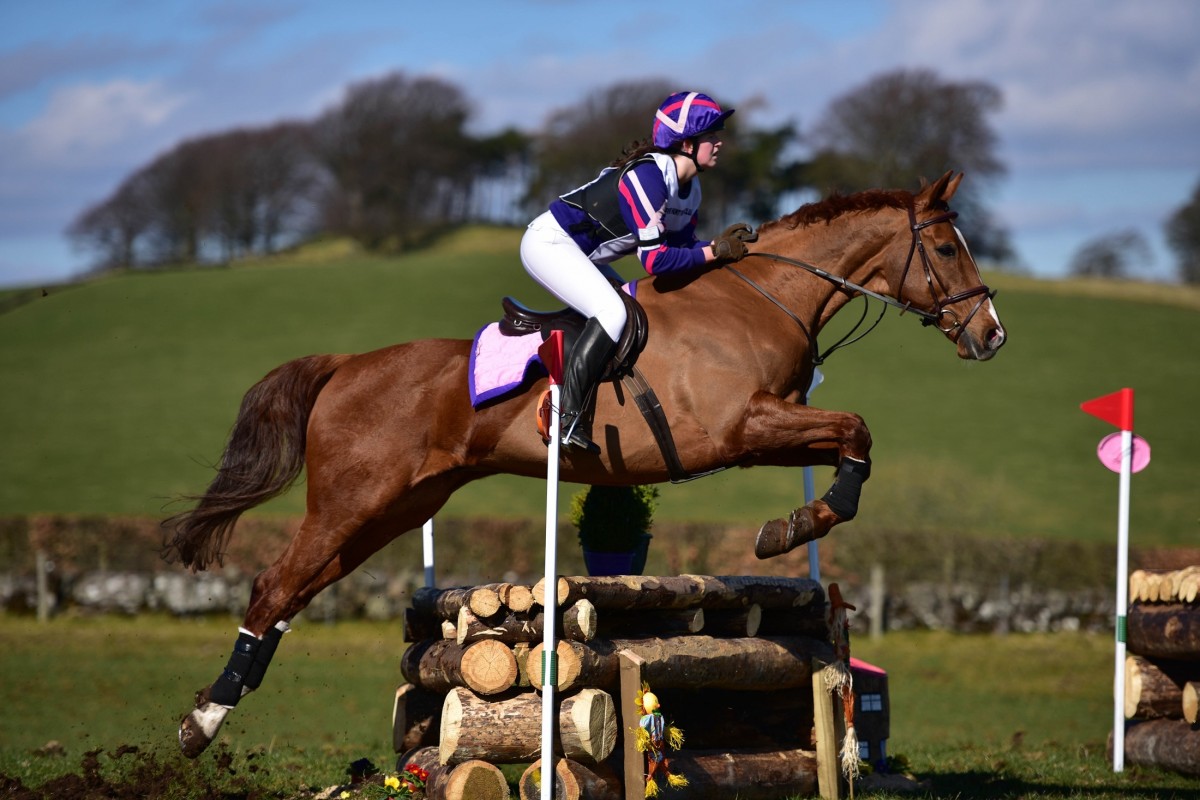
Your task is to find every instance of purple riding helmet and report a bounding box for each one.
[652,91,735,150]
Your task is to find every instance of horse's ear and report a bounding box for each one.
[918,171,962,208]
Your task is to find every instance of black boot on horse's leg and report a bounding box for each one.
[755,457,871,559]
[179,621,289,758]
[560,317,616,455]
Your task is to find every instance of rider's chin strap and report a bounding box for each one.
[677,138,707,173]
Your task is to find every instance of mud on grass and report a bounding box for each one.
[0,740,382,800]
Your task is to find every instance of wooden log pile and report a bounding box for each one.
[393,574,844,799]
[1116,568,1200,776]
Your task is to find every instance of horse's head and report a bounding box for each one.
[897,171,1006,361]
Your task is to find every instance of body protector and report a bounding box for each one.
[556,153,703,272]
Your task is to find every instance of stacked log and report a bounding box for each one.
[395,575,837,799]
[1116,568,1200,776]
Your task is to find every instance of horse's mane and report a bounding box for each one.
[759,188,914,233]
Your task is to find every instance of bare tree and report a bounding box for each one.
[808,68,1013,262]
[66,170,156,271]
[466,126,535,224]
[525,79,676,210]
[314,72,475,250]
[1166,178,1200,284]
[206,123,323,260]
[68,122,325,270]
[702,115,804,227]
[1068,229,1152,279]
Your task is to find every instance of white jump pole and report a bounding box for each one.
[537,333,565,800]
[1080,386,1138,773]
[1112,427,1132,772]
[422,519,435,588]
[804,368,825,582]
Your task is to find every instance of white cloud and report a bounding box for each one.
[19,78,188,162]
[872,0,1200,169]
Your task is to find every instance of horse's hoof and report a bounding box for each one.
[754,508,817,559]
[179,691,231,759]
[179,712,211,759]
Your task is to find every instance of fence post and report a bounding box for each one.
[869,562,884,639]
[35,549,50,622]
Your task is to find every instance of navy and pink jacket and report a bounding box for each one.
[549,152,710,276]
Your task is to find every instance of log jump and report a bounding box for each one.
[1115,567,1200,777]
[393,574,866,799]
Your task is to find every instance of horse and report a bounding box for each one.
[167,170,1005,757]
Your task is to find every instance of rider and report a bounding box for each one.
[520,91,757,454]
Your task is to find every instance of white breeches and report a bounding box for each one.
[520,211,628,341]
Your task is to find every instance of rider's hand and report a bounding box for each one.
[711,222,757,263]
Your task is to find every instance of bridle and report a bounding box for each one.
[726,201,996,364]
[902,205,995,334]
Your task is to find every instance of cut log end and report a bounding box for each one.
[460,640,519,695]
[444,759,510,800]
[1184,682,1200,724]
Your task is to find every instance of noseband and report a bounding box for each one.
[902,206,995,334]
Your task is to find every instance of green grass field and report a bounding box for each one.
[1,227,1197,546]
[2,616,1198,799]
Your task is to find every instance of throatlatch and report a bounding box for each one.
[821,457,871,521]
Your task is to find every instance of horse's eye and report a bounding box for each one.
[935,243,956,258]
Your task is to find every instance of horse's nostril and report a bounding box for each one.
[988,328,1006,349]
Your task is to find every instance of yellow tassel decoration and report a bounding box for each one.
[667,773,689,788]
[667,725,685,750]
[645,777,661,798]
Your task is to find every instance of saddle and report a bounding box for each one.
[499,288,648,382]
[497,289,718,483]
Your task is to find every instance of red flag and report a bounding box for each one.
[538,330,565,386]
[1081,388,1134,432]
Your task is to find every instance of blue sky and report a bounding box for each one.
[1,0,1198,287]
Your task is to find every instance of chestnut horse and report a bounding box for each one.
[169,171,1004,756]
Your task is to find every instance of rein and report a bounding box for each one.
[729,205,995,363]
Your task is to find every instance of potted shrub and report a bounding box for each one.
[570,484,658,576]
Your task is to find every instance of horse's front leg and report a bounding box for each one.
[731,391,872,559]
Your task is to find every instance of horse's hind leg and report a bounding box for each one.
[730,391,873,559]
[179,476,466,758]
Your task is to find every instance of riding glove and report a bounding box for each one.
[710,222,758,263]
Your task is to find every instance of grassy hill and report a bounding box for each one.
[2,226,1197,546]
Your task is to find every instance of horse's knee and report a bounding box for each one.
[841,413,872,460]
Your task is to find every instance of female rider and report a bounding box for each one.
[520,91,756,454]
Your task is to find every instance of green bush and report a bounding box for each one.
[569,485,659,552]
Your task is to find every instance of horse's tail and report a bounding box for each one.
[162,353,352,571]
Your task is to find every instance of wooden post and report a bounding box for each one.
[812,660,844,800]
[35,549,50,623]
[618,650,645,800]
[869,563,884,640]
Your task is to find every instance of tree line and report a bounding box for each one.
[1066,183,1200,284]
[70,68,1198,284]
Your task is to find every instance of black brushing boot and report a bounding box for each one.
[560,317,616,454]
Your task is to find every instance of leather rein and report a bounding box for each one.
[726,205,996,365]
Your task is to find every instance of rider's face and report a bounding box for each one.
[693,131,723,169]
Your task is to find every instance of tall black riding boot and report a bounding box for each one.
[560,317,617,454]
